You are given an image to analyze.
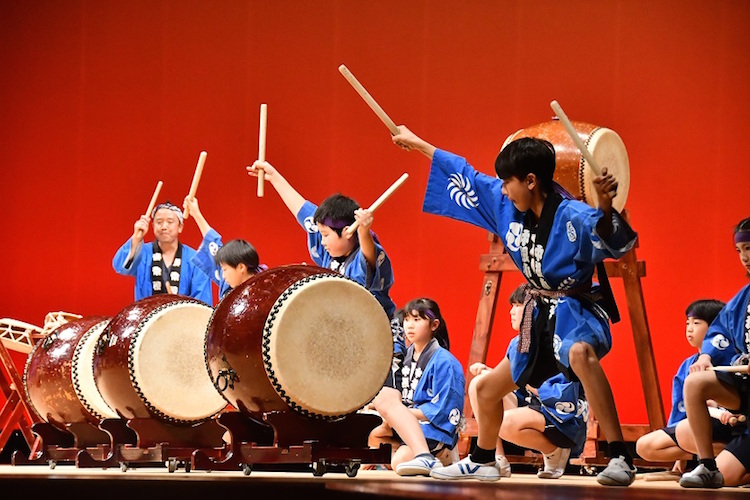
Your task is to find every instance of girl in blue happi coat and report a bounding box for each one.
[368,298,465,476]
[391,125,638,485]
[680,217,750,488]
[183,197,267,300]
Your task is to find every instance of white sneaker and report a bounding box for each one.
[679,464,724,489]
[495,455,512,478]
[395,454,438,477]
[430,456,502,481]
[537,447,570,479]
[596,455,637,486]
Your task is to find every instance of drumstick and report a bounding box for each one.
[345,173,409,236]
[135,180,163,240]
[257,103,268,198]
[550,100,602,176]
[338,64,399,136]
[708,406,746,426]
[182,151,207,220]
[710,365,750,373]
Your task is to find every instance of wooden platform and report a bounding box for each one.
[0,465,747,499]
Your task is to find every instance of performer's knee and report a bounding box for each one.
[567,342,596,370]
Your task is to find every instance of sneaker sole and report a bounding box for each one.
[430,470,501,482]
[537,471,563,479]
[596,474,635,487]
[395,467,431,477]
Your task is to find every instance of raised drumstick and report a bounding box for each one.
[345,173,409,236]
[257,103,268,197]
[182,151,207,220]
[135,180,163,240]
[339,64,399,136]
[550,100,602,176]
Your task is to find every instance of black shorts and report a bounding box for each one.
[663,419,735,448]
[525,398,576,449]
[724,434,750,473]
[714,371,750,414]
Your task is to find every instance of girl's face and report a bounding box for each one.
[403,310,438,347]
[685,316,710,349]
[317,223,356,258]
[509,302,524,332]
[737,241,750,275]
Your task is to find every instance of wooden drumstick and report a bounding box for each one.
[338,64,399,136]
[710,365,750,373]
[257,103,267,198]
[345,173,409,236]
[134,180,163,240]
[182,151,207,220]
[550,100,603,176]
[708,406,745,426]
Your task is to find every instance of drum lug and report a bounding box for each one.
[215,355,238,392]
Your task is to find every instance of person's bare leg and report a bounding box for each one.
[474,358,518,452]
[372,387,430,456]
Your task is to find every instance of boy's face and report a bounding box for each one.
[509,302,524,332]
[500,175,534,212]
[685,316,709,349]
[220,263,249,288]
[152,208,183,244]
[737,241,750,275]
[317,223,356,258]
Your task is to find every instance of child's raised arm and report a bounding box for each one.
[247,160,305,217]
[391,125,437,160]
[352,208,376,271]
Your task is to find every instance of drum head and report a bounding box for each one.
[131,302,226,422]
[264,274,392,418]
[581,127,630,212]
[72,320,118,420]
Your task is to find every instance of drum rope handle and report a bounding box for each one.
[215,355,238,392]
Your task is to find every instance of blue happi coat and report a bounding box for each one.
[667,353,698,427]
[701,284,750,366]
[423,149,637,384]
[296,201,396,318]
[400,339,465,447]
[112,239,212,305]
[192,228,232,299]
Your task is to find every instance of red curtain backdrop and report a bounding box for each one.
[1,1,749,424]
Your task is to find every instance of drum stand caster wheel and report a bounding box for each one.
[120,462,129,472]
[312,459,327,477]
[166,458,178,473]
[183,460,191,473]
[48,460,56,470]
[344,461,360,478]
[242,464,252,476]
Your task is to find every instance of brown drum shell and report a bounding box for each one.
[92,294,207,422]
[24,316,110,430]
[205,264,339,419]
[504,120,629,211]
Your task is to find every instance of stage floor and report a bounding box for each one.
[0,465,748,499]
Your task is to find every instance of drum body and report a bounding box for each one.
[93,294,226,424]
[24,316,116,430]
[503,120,630,212]
[206,264,393,420]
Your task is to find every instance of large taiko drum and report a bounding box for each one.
[503,120,630,212]
[93,295,226,424]
[205,264,393,420]
[24,316,118,430]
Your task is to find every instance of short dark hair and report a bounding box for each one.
[509,284,526,305]
[495,137,556,194]
[214,239,260,271]
[313,194,359,236]
[685,299,725,325]
[402,297,450,350]
[735,217,750,234]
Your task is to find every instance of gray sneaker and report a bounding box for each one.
[679,464,724,489]
[430,456,502,481]
[538,447,571,479]
[395,454,438,476]
[596,456,636,486]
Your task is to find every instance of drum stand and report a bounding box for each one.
[75,417,226,472]
[12,421,117,468]
[459,215,667,468]
[191,410,391,477]
[0,338,40,459]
